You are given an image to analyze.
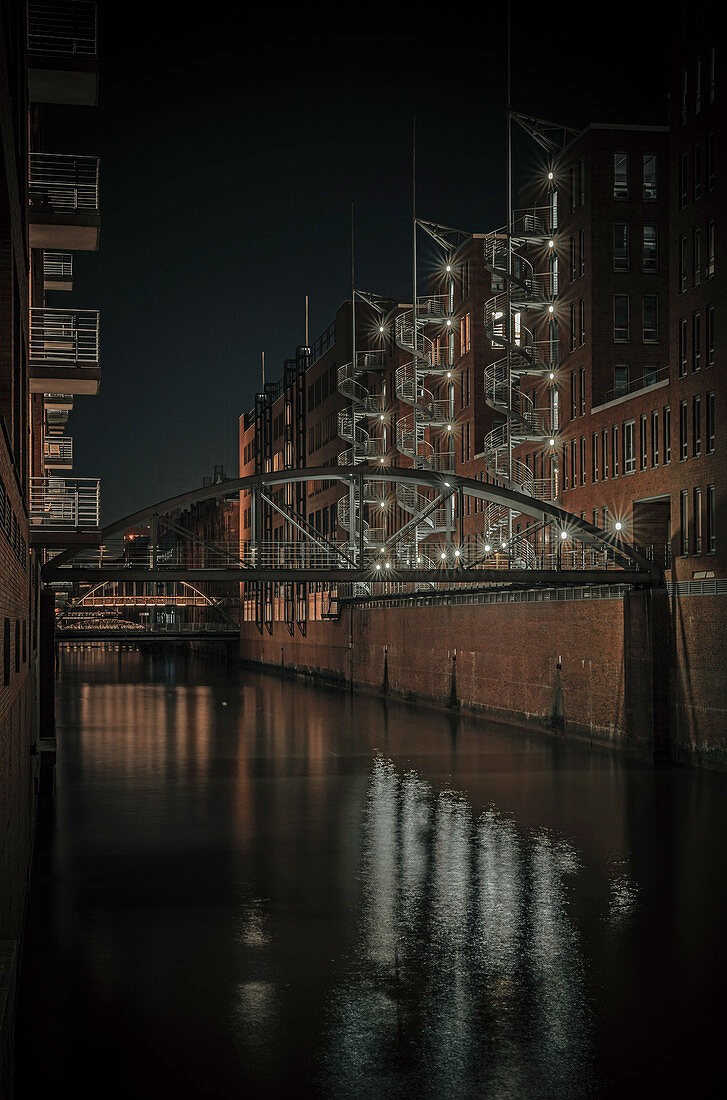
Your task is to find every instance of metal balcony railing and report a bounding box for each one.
[43,437,73,467]
[27,2,98,58]
[29,153,99,213]
[30,308,99,364]
[30,477,99,527]
[43,251,73,287]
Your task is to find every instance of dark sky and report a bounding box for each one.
[42,3,670,522]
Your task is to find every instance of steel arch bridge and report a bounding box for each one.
[41,466,660,589]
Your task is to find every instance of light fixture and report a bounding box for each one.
[549,438,555,446]
[484,544,491,553]
[380,414,385,421]
[416,556,421,563]
[615,521,623,532]
[446,318,452,327]
[446,264,451,273]
[549,371,555,380]
[379,325,384,333]
[454,549,460,557]
[548,305,554,313]
[501,541,507,550]
[441,552,446,560]
[385,561,390,569]
[560,530,568,540]
[380,500,385,508]
[447,424,452,432]
[376,563,381,571]
[548,240,554,249]
[548,171,554,180]
[447,371,452,379]
[444,480,450,487]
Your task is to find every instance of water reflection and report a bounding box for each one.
[16,648,727,1099]
[323,757,595,1098]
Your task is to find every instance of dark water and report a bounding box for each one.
[15,647,727,1098]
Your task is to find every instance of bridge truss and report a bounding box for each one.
[42,467,660,596]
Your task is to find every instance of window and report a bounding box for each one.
[680,400,688,460]
[664,406,671,464]
[679,318,688,376]
[592,432,599,481]
[682,67,688,124]
[579,299,585,346]
[570,164,577,212]
[570,303,577,351]
[706,220,714,278]
[563,444,568,489]
[707,485,716,552]
[643,295,658,342]
[694,487,702,554]
[693,311,701,371]
[550,384,559,430]
[707,391,715,453]
[679,235,688,292]
[580,436,586,485]
[614,295,629,341]
[580,366,586,415]
[643,224,658,271]
[613,425,619,476]
[579,228,585,276]
[693,142,702,200]
[571,439,577,488]
[460,312,471,354]
[579,160,585,206]
[651,410,659,466]
[461,260,470,299]
[680,490,689,555]
[693,228,701,286]
[3,618,9,686]
[614,364,630,398]
[706,305,714,368]
[640,414,648,470]
[602,428,609,479]
[696,57,702,114]
[614,152,628,198]
[624,420,636,474]
[693,395,701,456]
[550,187,559,231]
[549,252,559,296]
[570,371,577,419]
[614,223,629,270]
[680,152,688,208]
[570,235,576,281]
[707,132,715,191]
[549,320,559,365]
[644,364,658,387]
[709,46,715,103]
[643,154,658,199]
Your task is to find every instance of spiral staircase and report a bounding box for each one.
[481,209,560,553]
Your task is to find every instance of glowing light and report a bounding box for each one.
[549,371,555,380]
[548,305,554,313]
[615,521,623,531]
[560,530,568,540]
[548,240,554,249]
[446,319,452,327]
[376,563,381,571]
[379,457,385,464]
[447,424,452,432]
[549,438,555,446]
[446,264,451,273]
[501,541,507,550]
[416,556,421,563]
[380,414,385,421]
[441,552,447,560]
[548,171,554,180]
[380,501,386,508]
[379,325,385,333]
[484,544,491,553]
[455,549,460,557]
[444,481,450,487]
[385,561,390,569]
[447,371,452,379]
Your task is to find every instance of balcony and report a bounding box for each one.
[29,477,100,547]
[43,251,73,292]
[29,308,100,395]
[43,437,73,469]
[27,2,98,106]
[29,154,100,250]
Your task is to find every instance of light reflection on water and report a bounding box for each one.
[16,648,727,1099]
[323,758,594,1099]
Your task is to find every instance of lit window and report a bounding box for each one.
[624,420,636,474]
[643,153,658,200]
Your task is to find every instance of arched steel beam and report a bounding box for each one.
[42,465,659,581]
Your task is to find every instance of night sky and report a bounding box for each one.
[41,4,669,522]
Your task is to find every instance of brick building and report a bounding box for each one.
[1,0,100,1083]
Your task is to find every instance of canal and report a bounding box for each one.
[15,647,727,1098]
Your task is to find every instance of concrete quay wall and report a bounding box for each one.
[239,591,727,768]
